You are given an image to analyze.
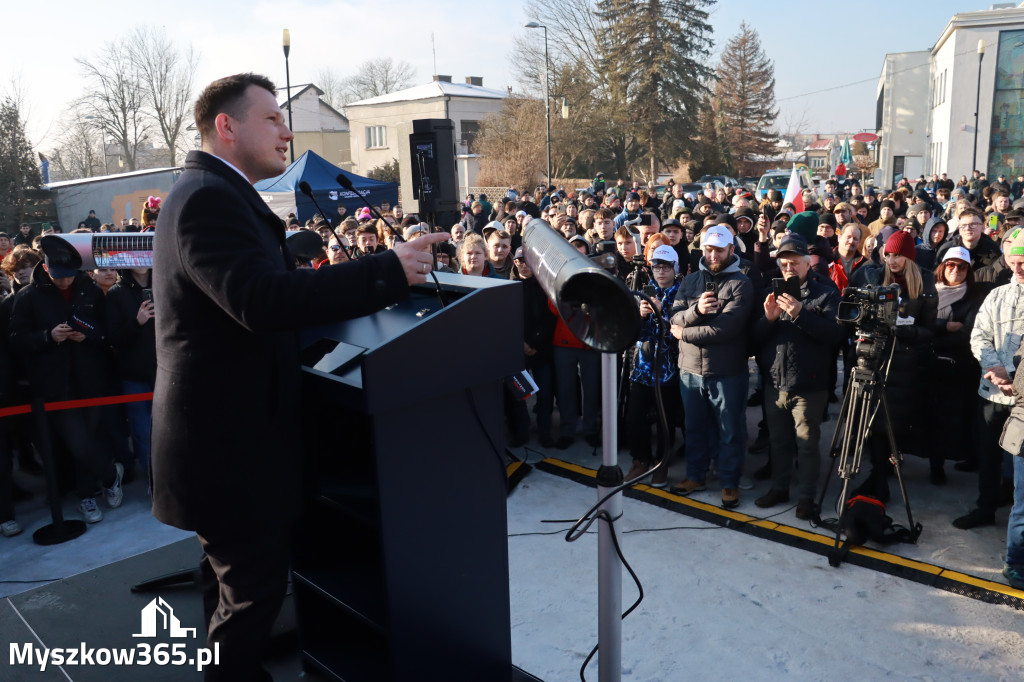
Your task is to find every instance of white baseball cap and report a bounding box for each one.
[703,225,733,249]
[650,244,679,275]
[941,246,971,264]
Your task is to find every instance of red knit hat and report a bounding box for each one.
[884,230,916,260]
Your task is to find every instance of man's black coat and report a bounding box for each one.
[151,151,408,534]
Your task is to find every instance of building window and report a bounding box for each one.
[365,125,386,149]
[460,120,481,154]
[988,29,1024,179]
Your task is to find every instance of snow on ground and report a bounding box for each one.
[508,469,1024,682]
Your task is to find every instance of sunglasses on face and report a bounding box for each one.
[944,261,968,272]
[329,245,342,252]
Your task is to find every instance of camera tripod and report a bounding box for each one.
[817,333,922,567]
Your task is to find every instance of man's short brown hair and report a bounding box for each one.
[958,207,985,224]
[194,73,277,140]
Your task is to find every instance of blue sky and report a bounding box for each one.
[3,0,995,149]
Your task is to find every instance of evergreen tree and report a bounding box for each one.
[689,91,730,178]
[716,22,779,175]
[596,0,716,181]
[0,97,42,226]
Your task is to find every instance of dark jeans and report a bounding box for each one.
[44,407,114,499]
[123,380,154,477]
[976,398,1012,513]
[198,523,292,682]
[627,378,680,463]
[553,347,600,438]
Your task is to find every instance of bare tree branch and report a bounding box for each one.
[76,42,150,171]
[341,58,416,105]
[126,26,198,166]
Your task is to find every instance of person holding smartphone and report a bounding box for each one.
[107,267,156,482]
[750,234,843,518]
[625,246,682,487]
[668,225,754,508]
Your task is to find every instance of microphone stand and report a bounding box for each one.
[335,174,406,244]
[335,174,447,307]
[299,181,353,261]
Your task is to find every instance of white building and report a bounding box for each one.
[874,50,931,187]
[344,76,508,196]
[927,4,1024,181]
[278,84,352,170]
[876,3,1024,188]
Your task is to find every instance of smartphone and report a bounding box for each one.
[772,277,800,300]
[704,282,717,295]
[142,288,153,303]
[639,213,653,227]
[642,285,657,298]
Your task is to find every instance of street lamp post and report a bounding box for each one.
[283,29,295,163]
[972,39,985,174]
[524,21,551,188]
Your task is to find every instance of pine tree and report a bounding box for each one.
[716,22,779,175]
[0,97,43,227]
[595,0,716,181]
[689,91,730,178]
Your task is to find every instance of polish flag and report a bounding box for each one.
[782,166,804,213]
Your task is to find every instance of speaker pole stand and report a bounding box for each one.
[596,352,622,682]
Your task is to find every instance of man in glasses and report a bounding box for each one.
[937,207,1000,272]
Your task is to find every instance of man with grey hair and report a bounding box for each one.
[750,234,843,518]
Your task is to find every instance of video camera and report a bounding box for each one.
[837,284,900,366]
[837,285,899,335]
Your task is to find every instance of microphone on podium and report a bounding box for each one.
[298,181,352,261]
[335,174,404,243]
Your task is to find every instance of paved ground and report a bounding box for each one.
[1,363,1021,680]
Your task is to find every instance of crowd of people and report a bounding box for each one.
[3,165,1024,592]
[0,214,155,536]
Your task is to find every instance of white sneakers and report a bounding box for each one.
[1,520,23,537]
[104,462,125,509]
[80,462,126,523]
[79,498,102,523]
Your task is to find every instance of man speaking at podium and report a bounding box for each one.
[151,73,447,681]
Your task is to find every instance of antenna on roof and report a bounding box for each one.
[432,33,437,77]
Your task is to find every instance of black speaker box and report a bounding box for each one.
[409,119,460,214]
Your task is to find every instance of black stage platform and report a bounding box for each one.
[1,538,543,681]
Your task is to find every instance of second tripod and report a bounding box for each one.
[817,331,922,567]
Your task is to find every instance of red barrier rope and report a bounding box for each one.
[0,392,154,419]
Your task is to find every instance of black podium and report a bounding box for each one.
[292,273,524,682]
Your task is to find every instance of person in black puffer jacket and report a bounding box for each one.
[849,231,937,502]
[107,268,156,480]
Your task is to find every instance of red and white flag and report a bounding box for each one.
[782,166,804,213]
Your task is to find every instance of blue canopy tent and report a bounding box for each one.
[254,150,399,226]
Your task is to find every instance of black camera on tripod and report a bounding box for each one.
[837,284,900,334]
[837,284,900,366]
